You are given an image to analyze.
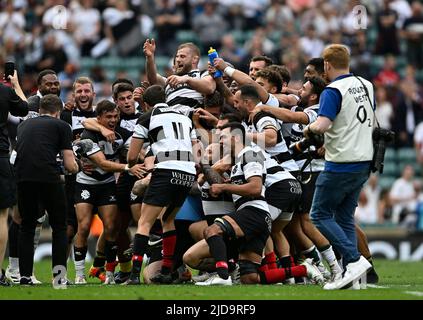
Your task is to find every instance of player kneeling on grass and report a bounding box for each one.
[192,122,324,286]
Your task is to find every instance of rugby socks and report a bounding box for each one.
[9,257,19,271]
[258,263,268,272]
[318,245,337,266]
[8,221,19,259]
[105,241,118,272]
[118,249,132,273]
[131,234,149,274]
[260,266,307,284]
[206,235,229,280]
[302,245,321,264]
[290,256,296,267]
[74,246,88,277]
[8,221,20,273]
[263,252,278,270]
[161,230,177,275]
[93,251,106,268]
[278,255,292,268]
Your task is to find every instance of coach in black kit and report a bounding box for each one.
[0,70,28,286]
[15,94,79,285]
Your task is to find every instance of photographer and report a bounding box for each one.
[0,69,28,286]
[304,44,374,290]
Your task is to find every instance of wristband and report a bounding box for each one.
[124,164,130,172]
[223,66,235,77]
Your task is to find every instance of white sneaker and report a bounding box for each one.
[323,256,372,290]
[195,274,233,286]
[349,280,361,290]
[192,272,216,283]
[301,258,324,285]
[75,275,87,284]
[316,261,331,281]
[283,277,296,285]
[5,267,20,284]
[31,274,42,285]
[104,271,115,285]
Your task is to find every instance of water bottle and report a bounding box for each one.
[208,47,222,78]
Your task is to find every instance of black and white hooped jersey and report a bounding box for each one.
[245,111,298,172]
[251,145,296,188]
[165,69,206,109]
[200,172,235,216]
[132,103,196,174]
[118,112,140,133]
[230,146,269,212]
[60,108,97,140]
[76,127,130,185]
[283,104,325,172]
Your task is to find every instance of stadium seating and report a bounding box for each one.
[378,147,421,190]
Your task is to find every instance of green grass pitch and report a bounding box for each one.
[1,259,423,300]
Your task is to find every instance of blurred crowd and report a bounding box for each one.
[2,0,423,229]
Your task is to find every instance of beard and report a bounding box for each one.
[40,88,61,97]
[175,63,192,76]
[297,97,308,109]
[76,96,93,111]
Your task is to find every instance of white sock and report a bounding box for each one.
[74,260,86,277]
[319,245,337,265]
[9,257,19,271]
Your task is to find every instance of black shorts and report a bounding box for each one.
[0,156,16,209]
[143,169,195,209]
[116,172,143,211]
[228,206,271,256]
[295,171,321,214]
[74,182,117,207]
[266,179,302,213]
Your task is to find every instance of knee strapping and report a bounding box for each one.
[238,259,259,276]
[214,217,236,239]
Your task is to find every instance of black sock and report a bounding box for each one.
[206,235,229,280]
[278,256,291,268]
[8,221,20,258]
[132,234,149,274]
[93,251,106,268]
[303,246,321,263]
[105,240,118,271]
[74,246,88,261]
[317,244,331,252]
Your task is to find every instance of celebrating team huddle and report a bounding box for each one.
[1,40,380,291]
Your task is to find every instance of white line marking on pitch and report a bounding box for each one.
[367,284,389,289]
[404,291,423,297]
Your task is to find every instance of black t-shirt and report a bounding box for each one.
[0,84,28,154]
[15,115,73,182]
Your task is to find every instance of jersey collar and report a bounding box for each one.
[332,73,354,82]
